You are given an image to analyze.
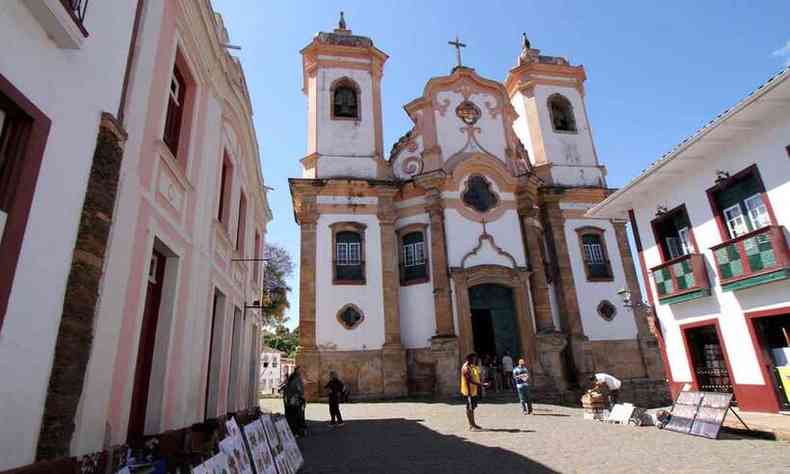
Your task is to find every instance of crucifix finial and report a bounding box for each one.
[338,11,347,30]
[448,35,467,68]
[522,32,531,50]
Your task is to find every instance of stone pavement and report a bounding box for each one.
[261,397,790,473]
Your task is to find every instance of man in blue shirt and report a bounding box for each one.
[512,358,532,415]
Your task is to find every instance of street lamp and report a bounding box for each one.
[618,288,661,339]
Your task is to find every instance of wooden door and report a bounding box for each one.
[127,250,166,442]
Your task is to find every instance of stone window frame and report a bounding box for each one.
[397,223,430,286]
[163,48,197,161]
[330,221,367,285]
[330,77,361,121]
[547,93,578,134]
[575,226,614,282]
[460,174,501,216]
[336,303,365,330]
[597,299,617,321]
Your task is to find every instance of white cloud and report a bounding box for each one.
[773,40,790,66]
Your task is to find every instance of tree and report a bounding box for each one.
[260,243,293,326]
[263,325,299,359]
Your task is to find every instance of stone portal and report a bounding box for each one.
[469,284,522,360]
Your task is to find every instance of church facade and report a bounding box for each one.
[290,18,666,401]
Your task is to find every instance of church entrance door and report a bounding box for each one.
[468,284,522,360]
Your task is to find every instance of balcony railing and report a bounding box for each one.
[711,225,790,292]
[59,0,89,37]
[651,253,711,304]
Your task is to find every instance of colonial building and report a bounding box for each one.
[0,1,271,470]
[260,347,284,394]
[290,17,665,401]
[588,67,790,412]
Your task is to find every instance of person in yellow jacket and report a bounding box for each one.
[461,353,487,431]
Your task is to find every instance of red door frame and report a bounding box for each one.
[127,250,167,442]
[743,306,789,413]
[679,319,736,395]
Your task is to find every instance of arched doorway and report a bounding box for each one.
[469,284,522,360]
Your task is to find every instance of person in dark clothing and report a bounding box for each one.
[279,366,305,436]
[325,371,345,426]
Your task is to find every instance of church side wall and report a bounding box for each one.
[510,91,536,164]
[396,214,436,349]
[315,213,385,351]
[563,218,637,341]
[434,90,507,163]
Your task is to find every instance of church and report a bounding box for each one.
[290,15,667,402]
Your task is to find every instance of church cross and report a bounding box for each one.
[448,35,467,68]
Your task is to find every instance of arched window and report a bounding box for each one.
[331,222,366,284]
[331,78,360,120]
[576,227,613,281]
[399,228,429,285]
[548,94,577,133]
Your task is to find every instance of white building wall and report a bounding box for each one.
[0,1,137,468]
[315,213,385,350]
[633,112,790,387]
[396,214,436,349]
[563,218,638,341]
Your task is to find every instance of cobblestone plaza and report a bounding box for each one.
[263,398,790,473]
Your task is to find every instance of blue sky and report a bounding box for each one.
[211,0,790,328]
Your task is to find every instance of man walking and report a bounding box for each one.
[502,352,514,390]
[325,371,345,426]
[513,359,532,415]
[460,353,486,431]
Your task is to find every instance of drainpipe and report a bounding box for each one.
[117,0,146,126]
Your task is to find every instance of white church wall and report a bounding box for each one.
[434,90,507,162]
[315,67,376,166]
[563,218,637,341]
[317,155,378,178]
[531,84,603,187]
[396,214,436,349]
[315,213,385,351]
[443,208,526,269]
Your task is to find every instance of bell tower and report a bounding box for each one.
[506,34,606,187]
[300,13,389,179]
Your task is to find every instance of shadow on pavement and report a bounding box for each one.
[298,417,556,474]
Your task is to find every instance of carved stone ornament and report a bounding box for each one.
[461,175,499,214]
[455,99,481,125]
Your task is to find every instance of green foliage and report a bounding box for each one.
[263,325,300,359]
[261,243,293,326]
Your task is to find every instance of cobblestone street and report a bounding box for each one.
[262,397,790,473]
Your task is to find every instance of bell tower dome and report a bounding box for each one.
[505,35,606,187]
[300,13,389,179]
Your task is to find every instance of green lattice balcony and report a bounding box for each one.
[651,253,711,304]
[711,225,790,292]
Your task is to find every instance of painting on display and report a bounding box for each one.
[219,435,254,474]
[243,421,277,474]
[275,417,304,470]
[689,392,733,439]
[226,417,242,438]
[192,453,230,474]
